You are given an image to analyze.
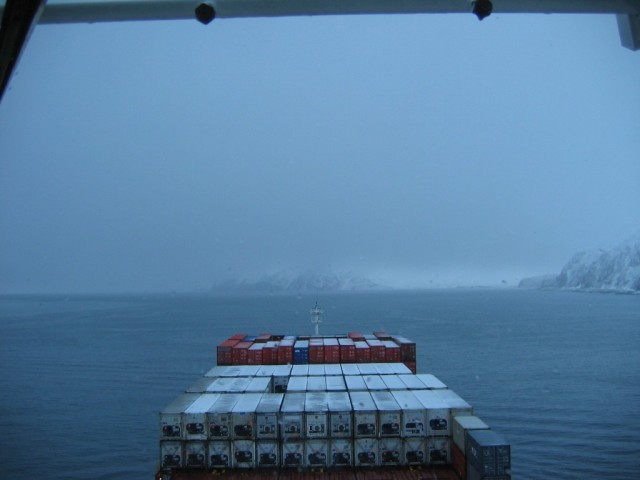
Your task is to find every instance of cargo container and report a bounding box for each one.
[185,441,207,468]
[305,392,329,438]
[466,429,511,477]
[370,391,401,438]
[324,363,342,376]
[306,376,326,391]
[262,341,278,365]
[286,376,308,392]
[243,335,257,343]
[204,365,227,377]
[373,362,395,375]
[207,394,240,440]
[327,391,353,438]
[330,438,353,467]
[232,440,255,468]
[323,338,340,363]
[326,375,347,391]
[309,338,325,364]
[247,343,264,365]
[291,364,309,376]
[185,376,216,393]
[281,439,304,467]
[412,390,451,437]
[255,333,272,343]
[339,338,356,363]
[354,438,379,466]
[404,437,427,465]
[277,339,294,364]
[344,375,367,391]
[294,340,310,364]
[379,437,403,466]
[382,340,401,362]
[389,363,413,374]
[160,441,183,468]
[390,390,426,437]
[256,393,283,440]
[231,341,252,365]
[216,339,240,366]
[280,393,305,439]
[349,391,378,438]
[229,333,247,341]
[398,374,426,390]
[160,393,200,440]
[467,464,512,480]
[256,440,279,467]
[363,374,387,391]
[381,374,407,390]
[452,415,489,454]
[307,364,325,376]
[305,438,329,467]
[273,364,292,393]
[341,363,360,376]
[207,440,231,468]
[393,336,417,362]
[415,373,447,389]
[356,363,378,375]
[404,361,417,374]
[451,441,466,480]
[348,331,365,341]
[373,331,392,340]
[230,393,262,440]
[428,437,451,465]
[255,364,276,377]
[244,376,271,393]
[183,393,221,440]
[354,341,371,363]
[434,388,473,417]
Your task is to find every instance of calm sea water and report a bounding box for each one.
[0,289,638,479]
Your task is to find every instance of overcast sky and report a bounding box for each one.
[0,12,639,293]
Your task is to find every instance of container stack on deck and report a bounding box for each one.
[158,333,510,480]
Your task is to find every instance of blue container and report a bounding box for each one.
[293,340,309,364]
[466,430,510,476]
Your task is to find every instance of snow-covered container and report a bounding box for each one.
[280,393,305,439]
[330,439,353,467]
[350,391,378,437]
[344,375,367,391]
[281,440,304,467]
[428,437,451,465]
[207,441,231,468]
[305,392,329,438]
[231,392,263,440]
[452,415,489,454]
[256,393,284,440]
[183,393,221,440]
[160,393,200,440]
[379,437,403,466]
[160,441,183,468]
[404,437,427,465]
[412,389,451,436]
[327,391,353,438]
[185,441,207,468]
[370,391,401,437]
[207,394,239,440]
[305,439,329,467]
[256,441,279,467]
[354,438,379,466]
[390,390,426,437]
[232,440,255,468]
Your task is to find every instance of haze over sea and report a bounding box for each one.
[0,289,638,480]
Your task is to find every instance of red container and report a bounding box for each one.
[354,341,371,363]
[248,343,265,365]
[339,338,356,363]
[348,331,365,341]
[277,339,294,364]
[382,340,401,362]
[323,338,340,363]
[255,333,272,343]
[373,331,392,340]
[451,442,466,480]
[229,333,247,341]
[216,339,240,365]
[393,336,417,362]
[262,341,278,365]
[232,341,252,365]
[309,338,325,364]
[367,339,386,362]
[403,361,417,373]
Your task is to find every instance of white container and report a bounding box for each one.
[183,393,221,440]
[232,440,255,468]
[327,391,353,438]
[159,393,200,440]
[354,438,379,466]
[398,374,426,389]
[256,440,279,467]
[306,376,326,391]
[452,415,489,454]
[207,441,231,468]
[330,439,353,467]
[227,377,252,393]
[307,364,325,376]
[245,376,271,393]
[160,441,183,468]
[231,393,263,440]
[326,375,346,391]
[280,393,305,439]
[281,440,304,467]
[341,364,360,376]
[390,363,412,374]
[205,366,228,377]
[415,373,447,389]
[291,364,309,376]
[185,441,207,468]
[324,364,342,376]
[434,389,473,417]
[373,363,394,375]
[379,437,403,466]
[363,374,387,390]
[255,365,277,377]
[370,391,401,437]
[305,392,329,438]
[390,390,426,437]
[357,363,378,375]
[207,394,239,440]
[286,376,308,392]
[256,393,284,440]
[349,391,378,437]
[185,376,217,393]
[236,365,260,377]
[273,364,293,376]
[344,375,367,391]
[207,376,251,393]
[404,437,427,465]
[381,375,407,390]
[428,436,451,464]
[305,439,329,467]
[412,389,451,436]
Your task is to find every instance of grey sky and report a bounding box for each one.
[1,13,639,293]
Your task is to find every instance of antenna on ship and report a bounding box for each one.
[310,300,323,336]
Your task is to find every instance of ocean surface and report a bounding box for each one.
[0,289,638,479]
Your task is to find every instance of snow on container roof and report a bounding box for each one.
[349,391,376,411]
[185,393,221,413]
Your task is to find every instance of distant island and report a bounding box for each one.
[519,235,640,293]
[210,270,383,294]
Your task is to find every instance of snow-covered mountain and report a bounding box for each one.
[519,235,640,293]
[211,270,382,293]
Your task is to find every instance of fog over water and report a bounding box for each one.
[1,13,639,293]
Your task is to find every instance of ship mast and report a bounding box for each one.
[310,301,323,336]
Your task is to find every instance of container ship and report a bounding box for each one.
[156,305,511,480]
